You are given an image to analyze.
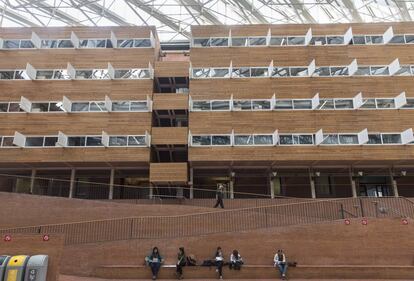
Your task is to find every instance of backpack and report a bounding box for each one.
[186,254,197,266]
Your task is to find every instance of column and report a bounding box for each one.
[349,170,357,198]
[309,172,316,199]
[149,184,154,199]
[68,168,76,199]
[189,167,194,199]
[29,168,36,194]
[390,169,399,197]
[229,175,234,199]
[177,187,184,198]
[108,168,115,200]
[269,174,275,199]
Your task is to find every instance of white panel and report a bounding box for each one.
[107,63,115,79]
[383,26,394,44]
[0,38,3,49]
[229,61,233,77]
[266,28,271,46]
[102,131,110,147]
[148,62,154,79]
[12,131,26,147]
[229,94,234,111]
[401,128,414,144]
[395,92,407,109]
[353,92,363,109]
[145,130,151,147]
[344,27,353,44]
[31,31,41,48]
[62,96,72,112]
[105,95,112,112]
[358,129,369,144]
[388,58,400,75]
[188,130,193,146]
[268,60,273,77]
[230,129,235,146]
[67,63,76,79]
[228,29,232,47]
[311,93,320,109]
[147,95,152,112]
[57,131,68,147]
[150,30,155,48]
[188,95,193,112]
[315,129,324,145]
[273,130,279,145]
[270,94,276,109]
[348,59,358,75]
[189,62,193,79]
[305,28,312,45]
[20,96,32,112]
[25,63,36,80]
[110,31,117,48]
[70,31,80,48]
[308,59,316,76]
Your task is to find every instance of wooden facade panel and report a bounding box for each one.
[0,80,153,101]
[0,147,150,163]
[189,146,414,163]
[189,77,414,99]
[149,162,188,183]
[154,61,190,77]
[151,127,188,145]
[0,113,151,135]
[189,111,414,133]
[153,93,188,110]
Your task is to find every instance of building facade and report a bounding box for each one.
[1,23,414,199]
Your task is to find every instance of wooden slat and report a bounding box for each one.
[152,93,188,110]
[154,61,190,77]
[149,162,188,183]
[151,127,188,145]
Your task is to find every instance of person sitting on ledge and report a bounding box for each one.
[274,249,288,280]
[176,247,186,280]
[145,246,164,280]
[215,246,225,279]
[229,249,243,270]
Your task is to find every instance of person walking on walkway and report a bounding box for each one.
[213,183,225,208]
[176,247,186,279]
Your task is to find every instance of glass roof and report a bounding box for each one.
[1,0,413,42]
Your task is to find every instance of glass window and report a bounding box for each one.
[330,67,349,76]
[0,71,15,79]
[279,135,293,145]
[317,99,334,109]
[41,40,58,48]
[367,35,383,44]
[210,38,228,47]
[8,103,23,112]
[36,70,54,79]
[367,134,382,144]
[193,38,210,47]
[49,103,63,112]
[270,36,287,46]
[275,100,293,110]
[252,100,271,110]
[44,137,58,146]
[212,135,231,145]
[75,70,93,79]
[339,134,358,144]
[334,99,353,109]
[71,102,89,112]
[192,101,210,111]
[272,67,289,77]
[382,134,401,144]
[295,135,313,145]
[58,40,74,48]
[352,36,366,44]
[20,40,34,48]
[117,39,134,48]
[68,136,86,146]
[389,35,405,44]
[0,103,8,112]
[322,134,339,145]
[248,37,266,46]
[31,103,49,112]
[405,35,414,44]
[112,101,130,111]
[288,36,305,45]
[290,67,308,77]
[231,37,248,47]
[232,67,250,78]
[86,136,103,146]
[109,136,127,146]
[89,102,106,112]
[310,36,327,45]
[354,67,371,76]
[192,135,211,146]
[134,39,151,47]
[130,101,148,111]
[370,66,389,76]
[293,100,312,109]
[402,98,414,109]
[313,67,331,77]
[394,66,411,76]
[211,100,230,111]
[250,68,268,77]
[234,135,253,145]
[25,137,44,147]
[14,70,30,80]
[192,68,210,78]
[2,137,15,147]
[360,99,376,109]
[233,100,251,110]
[327,36,344,45]
[80,39,107,48]
[3,40,20,48]
[376,98,395,109]
[128,136,146,146]
[53,70,71,80]
[91,69,109,79]
[210,68,229,78]
[254,135,273,145]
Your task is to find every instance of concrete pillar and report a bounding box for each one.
[68,168,76,199]
[349,170,357,198]
[149,184,154,199]
[309,172,316,199]
[229,178,234,199]
[390,170,399,197]
[29,169,36,194]
[189,167,194,199]
[108,168,115,200]
[269,175,275,199]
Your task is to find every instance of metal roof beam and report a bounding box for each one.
[0,5,41,26]
[73,0,132,26]
[178,0,222,25]
[341,0,364,22]
[392,0,412,21]
[288,0,317,23]
[229,0,269,23]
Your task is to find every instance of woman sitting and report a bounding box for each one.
[229,250,243,270]
[145,247,164,280]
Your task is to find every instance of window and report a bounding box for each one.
[3,40,20,48]
[322,134,339,145]
[20,40,34,48]
[366,35,383,44]
[112,101,130,111]
[248,37,266,46]
[339,134,358,144]
[330,67,349,76]
[250,67,268,77]
[270,37,287,46]
[128,136,146,146]
[293,100,312,109]
[334,99,353,109]
[233,100,251,110]
[252,100,271,110]
[210,68,229,78]
[89,102,107,112]
[279,135,293,145]
[192,101,210,111]
[233,134,273,145]
[382,134,401,144]
[405,35,414,44]
[360,99,376,109]
[402,99,414,109]
[310,36,327,45]
[288,36,305,45]
[232,67,250,78]
[0,71,15,79]
[36,70,54,80]
[193,38,210,47]
[254,135,273,145]
[80,39,109,48]
[130,101,148,111]
[134,39,151,47]
[272,67,289,77]
[275,100,293,110]
[210,38,228,47]
[192,135,211,146]
[31,103,49,112]
[294,134,314,145]
[25,137,44,147]
[192,68,210,78]
[211,100,230,111]
[370,66,389,76]
[389,35,405,44]
[354,67,371,76]
[327,36,344,45]
[394,66,411,76]
[234,135,253,145]
[313,67,331,77]
[376,98,395,109]
[53,70,71,80]
[109,136,127,146]
[212,135,231,145]
[67,136,86,147]
[352,36,366,45]
[2,137,15,147]
[71,102,89,112]
[290,67,308,77]
[317,99,335,109]
[8,103,23,112]
[114,69,150,79]
[86,136,103,146]
[41,39,73,48]
[367,134,382,144]
[0,103,8,112]
[44,137,58,146]
[231,37,248,47]
[117,39,133,48]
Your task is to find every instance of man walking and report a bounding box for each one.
[214,183,225,208]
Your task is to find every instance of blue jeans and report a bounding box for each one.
[150,262,161,277]
[277,263,288,276]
